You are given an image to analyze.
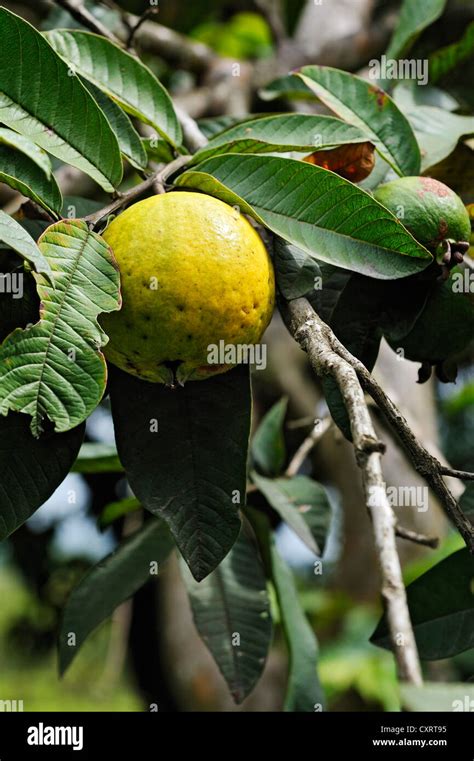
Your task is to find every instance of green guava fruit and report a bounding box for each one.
[100,191,275,385]
[373,176,470,258]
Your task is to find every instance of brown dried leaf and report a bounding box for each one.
[303,141,375,182]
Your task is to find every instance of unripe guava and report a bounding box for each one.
[373,176,470,254]
[100,192,275,385]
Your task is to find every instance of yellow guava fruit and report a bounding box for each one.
[100,191,275,385]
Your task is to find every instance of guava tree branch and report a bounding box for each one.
[54,0,118,42]
[84,155,191,228]
[324,325,474,552]
[282,297,422,685]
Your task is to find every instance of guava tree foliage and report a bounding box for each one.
[0,5,473,709]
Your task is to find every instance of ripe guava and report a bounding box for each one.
[100,191,275,385]
[373,176,470,273]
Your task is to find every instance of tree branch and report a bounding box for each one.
[395,524,439,549]
[84,155,191,227]
[54,0,119,43]
[285,417,331,477]
[439,466,474,482]
[283,297,423,685]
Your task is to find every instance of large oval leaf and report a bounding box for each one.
[176,154,432,279]
[84,81,147,171]
[191,113,370,164]
[296,66,421,176]
[0,127,51,177]
[46,29,182,148]
[372,549,474,659]
[109,364,251,582]
[181,527,272,704]
[0,413,84,541]
[0,145,62,216]
[0,9,122,192]
[59,518,174,674]
[0,211,51,279]
[0,220,121,436]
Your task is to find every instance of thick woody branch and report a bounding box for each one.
[283,297,422,685]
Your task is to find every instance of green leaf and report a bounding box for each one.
[404,107,474,171]
[72,442,124,473]
[180,526,272,703]
[0,127,51,177]
[59,518,174,674]
[400,682,474,712]
[372,549,474,659]
[0,413,84,541]
[296,66,420,176]
[386,0,446,60]
[429,21,474,84]
[251,472,331,555]
[191,113,369,164]
[0,9,122,192]
[141,136,175,165]
[0,220,121,436]
[259,74,318,102]
[99,496,140,529]
[46,29,182,148]
[198,115,257,139]
[109,364,251,581]
[0,145,62,216]
[273,237,322,300]
[176,154,432,280]
[251,397,287,477]
[84,81,147,171]
[386,274,474,364]
[0,211,51,279]
[249,509,324,711]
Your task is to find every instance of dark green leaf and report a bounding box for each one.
[0,127,51,177]
[191,113,369,164]
[296,66,420,176]
[0,413,84,541]
[109,365,251,581]
[0,211,51,279]
[176,154,432,280]
[181,526,272,703]
[0,9,122,191]
[386,0,446,60]
[273,237,322,300]
[72,442,124,474]
[372,549,474,659]
[251,397,287,477]
[429,21,474,84]
[248,509,324,711]
[0,145,62,216]
[251,472,331,555]
[46,29,182,148]
[84,81,147,171]
[59,518,174,674]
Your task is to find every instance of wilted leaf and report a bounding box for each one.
[303,141,375,183]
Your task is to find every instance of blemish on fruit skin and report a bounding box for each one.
[417,177,451,198]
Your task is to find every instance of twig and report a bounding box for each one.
[126,7,159,50]
[174,105,208,152]
[323,328,474,552]
[283,297,422,685]
[285,417,331,477]
[439,466,474,481]
[54,0,119,43]
[84,155,191,227]
[395,524,439,549]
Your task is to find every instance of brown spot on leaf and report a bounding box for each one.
[303,141,375,182]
